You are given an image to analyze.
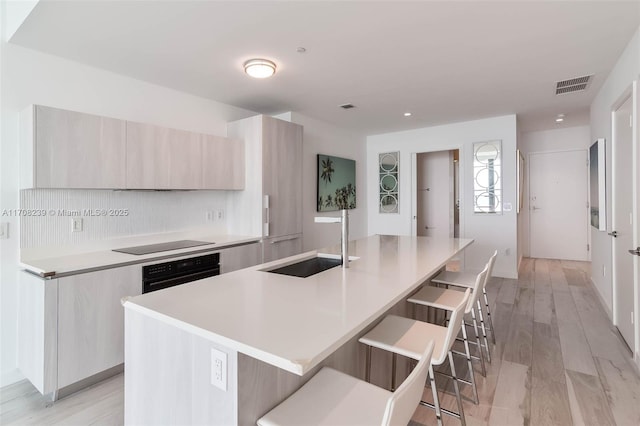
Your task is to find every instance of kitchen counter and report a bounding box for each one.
[124,234,473,376]
[20,232,261,278]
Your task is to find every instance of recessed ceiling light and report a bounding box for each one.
[555,113,565,123]
[404,112,412,117]
[243,59,276,79]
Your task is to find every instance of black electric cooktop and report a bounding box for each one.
[112,240,213,255]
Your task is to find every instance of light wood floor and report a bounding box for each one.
[1,258,639,426]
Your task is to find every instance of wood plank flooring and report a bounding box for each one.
[1,258,638,426]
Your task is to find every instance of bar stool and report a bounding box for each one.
[431,250,498,354]
[407,264,490,405]
[257,340,435,426]
[359,287,475,426]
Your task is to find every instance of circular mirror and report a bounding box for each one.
[379,153,398,172]
[475,168,500,188]
[474,143,499,164]
[380,174,398,192]
[380,195,398,213]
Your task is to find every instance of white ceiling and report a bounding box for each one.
[10,1,640,136]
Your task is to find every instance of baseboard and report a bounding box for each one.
[588,277,613,322]
[1,368,25,388]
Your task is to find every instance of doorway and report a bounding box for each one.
[612,93,635,350]
[528,150,589,261]
[412,150,459,238]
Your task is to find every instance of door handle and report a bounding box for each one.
[629,247,640,256]
[608,231,618,238]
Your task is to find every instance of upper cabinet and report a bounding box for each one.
[21,105,127,189]
[20,105,245,190]
[262,116,303,237]
[125,122,202,189]
[201,134,244,190]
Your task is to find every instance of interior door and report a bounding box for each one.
[529,150,589,261]
[416,151,452,237]
[612,94,635,349]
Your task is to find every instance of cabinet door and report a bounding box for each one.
[262,117,303,237]
[202,135,245,190]
[262,234,303,263]
[57,265,141,388]
[220,242,262,273]
[126,122,202,189]
[35,106,126,188]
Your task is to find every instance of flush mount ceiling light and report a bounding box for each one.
[555,114,565,123]
[243,59,276,79]
[404,112,412,117]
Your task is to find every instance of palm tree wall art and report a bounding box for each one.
[317,154,356,212]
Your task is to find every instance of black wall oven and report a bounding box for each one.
[142,253,220,294]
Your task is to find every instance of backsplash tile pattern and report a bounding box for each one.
[20,189,228,248]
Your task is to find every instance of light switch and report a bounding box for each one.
[71,217,83,232]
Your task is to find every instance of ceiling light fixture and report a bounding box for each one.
[244,59,276,79]
[404,112,412,117]
[555,113,565,123]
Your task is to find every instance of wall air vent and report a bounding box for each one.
[555,75,592,95]
[339,103,356,109]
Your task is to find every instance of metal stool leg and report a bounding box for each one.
[483,288,496,344]
[476,299,492,363]
[449,351,466,426]
[461,321,479,404]
[365,345,372,382]
[429,365,443,426]
[391,353,397,391]
[470,308,486,376]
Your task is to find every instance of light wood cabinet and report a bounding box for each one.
[219,242,262,274]
[20,105,126,188]
[57,265,141,388]
[202,134,245,190]
[262,116,303,238]
[262,234,303,263]
[126,122,202,189]
[20,105,245,190]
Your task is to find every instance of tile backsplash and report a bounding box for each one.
[20,189,228,249]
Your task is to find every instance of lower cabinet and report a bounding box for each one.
[57,265,141,388]
[219,242,262,274]
[18,265,142,397]
[262,234,303,263]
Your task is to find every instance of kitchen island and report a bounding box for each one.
[123,234,473,425]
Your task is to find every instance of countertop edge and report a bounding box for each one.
[20,236,262,279]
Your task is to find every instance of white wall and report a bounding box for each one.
[0,38,255,385]
[518,125,591,259]
[289,112,368,251]
[590,26,640,367]
[590,27,640,314]
[367,115,518,279]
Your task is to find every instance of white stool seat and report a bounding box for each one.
[258,367,390,426]
[431,271,477,288]
[408,286,466,311]
[360,315,448,365]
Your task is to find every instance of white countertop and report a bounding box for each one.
[20,232,261,278]
[123,235,473,376]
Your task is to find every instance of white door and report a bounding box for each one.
[529,150,589,260]
[416,151,453,237]
[612,94,635,349]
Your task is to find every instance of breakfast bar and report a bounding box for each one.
[123,234,473,425]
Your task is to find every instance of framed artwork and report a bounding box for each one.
[317,154,356,212]
[379,152,399,213]
[589,138,606,230]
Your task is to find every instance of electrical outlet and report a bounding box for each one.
[0,222,8,239]
[206,210,215,222]
[216,209,225,221]
[210,348,227,391]
[71,217,83,232]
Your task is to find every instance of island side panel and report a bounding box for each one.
[124,308,238,425]
[238,295,414,425]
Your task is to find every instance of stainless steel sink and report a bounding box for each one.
[265,256,343,278]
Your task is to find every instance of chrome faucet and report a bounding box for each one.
[314,209,349,268]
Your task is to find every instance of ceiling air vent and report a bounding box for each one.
[555,75,592,95]
[339,103,356,109]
